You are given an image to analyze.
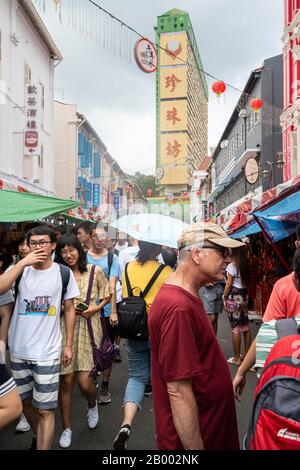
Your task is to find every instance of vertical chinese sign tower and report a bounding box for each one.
[156,9,208,195]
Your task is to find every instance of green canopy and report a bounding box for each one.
[0,189,79,222]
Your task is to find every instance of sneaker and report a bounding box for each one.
[15,413,30,433]
[114,347,122,363]
[28,436,37,450]
[98,384,111,405]
[144,384,152,397]
[87,404,99,429]
[59,428,72,448]
[113,424,131,450]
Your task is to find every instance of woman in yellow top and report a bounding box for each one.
[113,241,173,450]
[55,234,111,449]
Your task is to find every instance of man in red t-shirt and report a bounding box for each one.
[149,222,244,450]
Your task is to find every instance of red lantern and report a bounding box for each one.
[250,97,263,113]
[146,188,153,197]
[212,80,226,96]
[197,191,202,197]
[183,191,189,198]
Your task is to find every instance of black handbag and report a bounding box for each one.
[117,263,166,341]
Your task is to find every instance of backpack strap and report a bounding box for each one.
[107,251,114,278]
[275,318,299,339]
[141,264,166,299]
[14,272,23,300]
[58,263,71,305]
[124,263,133,296]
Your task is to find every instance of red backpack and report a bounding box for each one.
[246,318,300,450]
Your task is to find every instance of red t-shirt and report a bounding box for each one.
[263,273,300,322]
[149,284,240,450]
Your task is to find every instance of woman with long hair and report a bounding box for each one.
[223,246,251,365]
[55,234,111,449]
[113,241,173,450]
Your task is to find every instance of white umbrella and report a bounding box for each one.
[111,213,188,248]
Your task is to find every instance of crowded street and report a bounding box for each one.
[1,0,300,457]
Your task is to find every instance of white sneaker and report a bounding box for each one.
[15,413,30,433]
[87,404,99,429]
[59,428,72,448]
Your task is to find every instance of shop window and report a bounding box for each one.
[291,131,298,177]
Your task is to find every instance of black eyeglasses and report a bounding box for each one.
[29,240,53,248]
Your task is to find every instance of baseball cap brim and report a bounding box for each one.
[209,237,245,248]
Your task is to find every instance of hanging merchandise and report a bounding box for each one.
[250,97,263,113]
[146,188,153,197]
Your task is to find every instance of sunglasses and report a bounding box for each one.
[186,244,231,258]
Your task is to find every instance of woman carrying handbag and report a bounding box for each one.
[56,234,111,448]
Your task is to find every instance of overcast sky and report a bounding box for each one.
[38,0,283,175]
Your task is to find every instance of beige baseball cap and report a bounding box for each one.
[178,221,245,250]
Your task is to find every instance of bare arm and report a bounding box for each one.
[232,339,256,400]
[167,379,204,450]
[62,298,76,367]
[223,273,234,299]
[0,249,47,294]
[79,295,111,319]
[109,277,118,326]
[0,304,13,346]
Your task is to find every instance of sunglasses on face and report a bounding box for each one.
[186,244,231,258]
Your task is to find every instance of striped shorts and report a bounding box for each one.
[0,364,16,397]
[10,357,60,410]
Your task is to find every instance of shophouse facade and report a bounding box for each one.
[281,0,300,180]
[208,55,283,219]
[0,0,62,195]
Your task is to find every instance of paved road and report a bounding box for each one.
[0,313,260,450]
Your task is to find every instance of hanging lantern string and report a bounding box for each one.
[87,0,265,103]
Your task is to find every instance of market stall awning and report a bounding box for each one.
[0,189,79,222]
[253,182,300,242]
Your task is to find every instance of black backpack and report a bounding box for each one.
[14,263,71,307]
[117,263,166,341]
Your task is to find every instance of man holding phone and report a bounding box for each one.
[0,226,79,450]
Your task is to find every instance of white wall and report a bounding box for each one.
[0,0,58,195]
[53,101,77,200]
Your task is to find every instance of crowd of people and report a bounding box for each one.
[0,219,299,450]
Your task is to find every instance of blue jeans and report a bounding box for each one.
[123,339,150,411]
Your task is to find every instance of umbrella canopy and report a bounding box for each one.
[111,213,188,248]
[0,189,79,222]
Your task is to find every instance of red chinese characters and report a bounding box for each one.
[165,74,182,93]
[166,107,181,125]
[166,140,181,158]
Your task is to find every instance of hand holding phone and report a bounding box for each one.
[76,302,89,312]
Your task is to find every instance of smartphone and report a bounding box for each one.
[76,302,89,312]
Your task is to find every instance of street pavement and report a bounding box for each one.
[0,313,260,450]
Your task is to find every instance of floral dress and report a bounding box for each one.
[225,263,250,334]
[60,264,110,374]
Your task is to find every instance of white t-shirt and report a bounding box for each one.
[118,246,139,273]
[226,263,244,289]
[8,263,80,361]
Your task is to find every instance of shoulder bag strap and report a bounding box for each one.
[85,265,97,349]
[141,264,166,299]
[124,263,133,296]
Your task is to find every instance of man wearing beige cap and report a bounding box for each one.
[148,222,244,450]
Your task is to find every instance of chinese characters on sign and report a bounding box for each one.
[24,84,40,157]
[134,38,158,73]
[166,140,181,158]
[166,107,181,125]
[165,74,182,93]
